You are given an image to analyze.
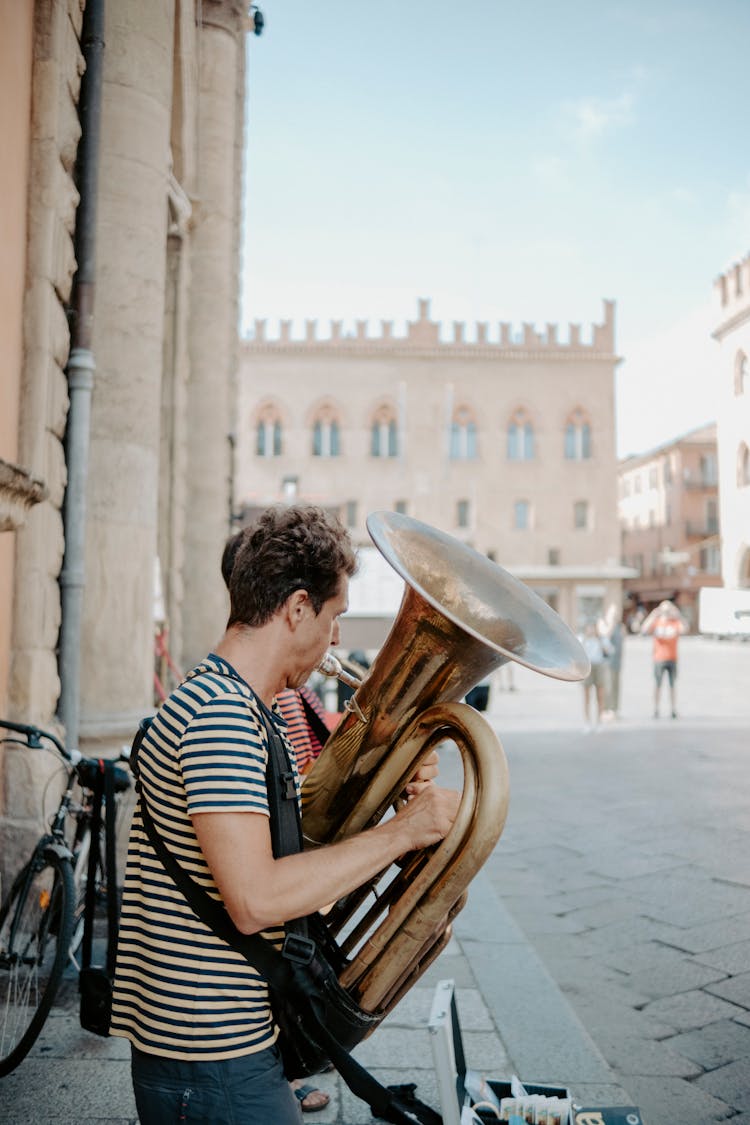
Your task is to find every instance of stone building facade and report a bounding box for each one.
[713,255,750,592]
[618,424,721,629]
[0,0,251,879]
[238,298,630,644]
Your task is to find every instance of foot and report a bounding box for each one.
[291,1082,330,1112]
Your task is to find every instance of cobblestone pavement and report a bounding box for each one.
[473,634,750,1125]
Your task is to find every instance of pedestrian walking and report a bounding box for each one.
[602,608,626,719]
[577,620,612,732]
[640,598,688,719]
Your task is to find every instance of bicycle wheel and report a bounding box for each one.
[0,847,75,1076]
[69,823,94,966]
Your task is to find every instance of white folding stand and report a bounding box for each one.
[428,979,466,1125]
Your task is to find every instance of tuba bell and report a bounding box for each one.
[302,511,588,1022]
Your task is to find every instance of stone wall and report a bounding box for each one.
[0,0,249,880]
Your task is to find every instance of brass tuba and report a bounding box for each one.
[302,511,588,1022]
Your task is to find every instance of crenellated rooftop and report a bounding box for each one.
[714,252,750,336]
[244,297,616,354]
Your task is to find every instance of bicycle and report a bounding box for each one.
[0,719,132,1077]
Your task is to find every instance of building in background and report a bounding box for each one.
[713,256,750,597]
[0,0,251,879]
[618,424,721,629]
[238,298,631,644]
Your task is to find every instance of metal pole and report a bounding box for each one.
[58,0,105,748]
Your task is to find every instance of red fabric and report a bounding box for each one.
[650,616,681,662]
[276,688,324,773]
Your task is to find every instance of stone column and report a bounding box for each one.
[182,0,246,666]
[78,0,174,749]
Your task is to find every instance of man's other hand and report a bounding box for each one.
[393,785,461,850]
[404,748,440,796]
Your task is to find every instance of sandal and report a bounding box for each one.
[291,1082,330,1113]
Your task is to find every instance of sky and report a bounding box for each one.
[240,1,750,458]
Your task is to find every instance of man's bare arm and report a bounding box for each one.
[192,783,460,934]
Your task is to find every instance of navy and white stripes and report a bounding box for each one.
[111,654,299,1060]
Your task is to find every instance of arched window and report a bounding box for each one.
[370,404,398,458]
[507,409,535,460]
[311,405,342,457]
[255,404,283,457]
[738,442,750,488]
[735,352,748,396]
[449,406,478,460]
[564,408,592,460]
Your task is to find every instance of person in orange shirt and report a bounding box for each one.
[640,599,688,719]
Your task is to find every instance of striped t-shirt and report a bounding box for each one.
[110,654,300,1060]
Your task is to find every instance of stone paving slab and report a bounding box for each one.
[622,1074,735,1124]
[666,1018,750,1071]
[661,911,750,954]
[706,973,750,1009]
[695,1056,750,1106]
[0,1057,137,1120]
[641,989,750,1032]
[693,939,750,976]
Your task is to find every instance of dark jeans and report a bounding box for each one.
[654,659,677,687]
[131,1042,303,1125]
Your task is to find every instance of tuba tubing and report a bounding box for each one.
[302,511,588,1023]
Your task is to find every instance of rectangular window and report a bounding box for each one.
[700,544,721,573]
[648,466,658,488]
[345,500,357,528]
[457,499,470,528]
[548,547,560,566]
[514,500,530,530]
[706,498,719,534]
[395,499,408,515]
[574,500,588,529]
[700,454,718,485]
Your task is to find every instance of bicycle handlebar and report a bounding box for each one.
[0,718,130,777]
[0,718,67,759]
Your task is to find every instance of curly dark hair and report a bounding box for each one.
[221,529,248,589]
[227,505,357,628]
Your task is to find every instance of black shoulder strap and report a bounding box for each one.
[257,700,303,861]
[138,793,293,984]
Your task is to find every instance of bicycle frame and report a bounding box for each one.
[0,718,132,1075]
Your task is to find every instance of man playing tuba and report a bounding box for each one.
[111,504,460,1124]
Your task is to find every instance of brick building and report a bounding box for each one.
[618,424,721,628]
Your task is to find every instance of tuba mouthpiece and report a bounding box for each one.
[317,652,362,690]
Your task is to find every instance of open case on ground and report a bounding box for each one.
[428,979,645,1125]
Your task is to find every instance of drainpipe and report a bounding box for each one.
[58,0,105,748]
